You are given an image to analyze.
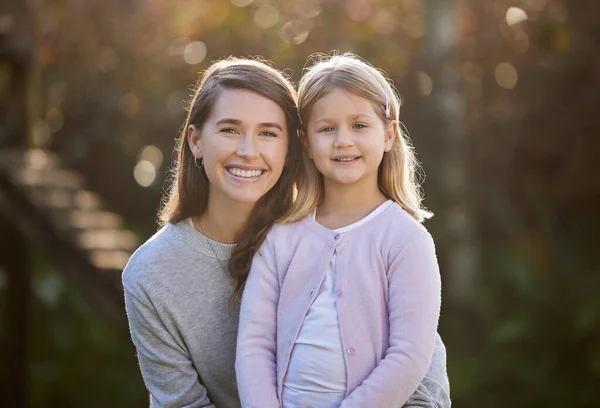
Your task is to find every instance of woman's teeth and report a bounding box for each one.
[227,168,264,178]
[336,157,358,161]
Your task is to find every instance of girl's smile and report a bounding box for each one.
[306,87,394,190]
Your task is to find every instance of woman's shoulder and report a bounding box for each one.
[121,223,182,294]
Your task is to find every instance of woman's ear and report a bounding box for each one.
[384,120,398,152]
[299,130,313,159]
[187,124,203,158]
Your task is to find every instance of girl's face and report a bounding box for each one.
[188,88,289,206]
[305,87,395,192]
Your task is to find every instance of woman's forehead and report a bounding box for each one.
[208,88,287,126]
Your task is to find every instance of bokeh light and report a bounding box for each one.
[495,62,519,90]
[133,160,156,187]
[254,5,280,29]
[137,145,164,168]
[183,41,207,65]
[415,71,433,96]
[506,7,528,26]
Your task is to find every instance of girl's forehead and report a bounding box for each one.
[309,88,379,118]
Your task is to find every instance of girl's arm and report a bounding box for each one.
[235,236,280,408]
[124,287,215,408]
[340,230,442,408]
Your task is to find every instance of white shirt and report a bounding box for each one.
[282,200,394,408]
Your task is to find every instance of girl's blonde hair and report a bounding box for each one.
[281,53,432,223]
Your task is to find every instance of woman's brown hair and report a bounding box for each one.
[159,57,301,303]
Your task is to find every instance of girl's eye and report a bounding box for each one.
[261,130,278,137]
[353,123,367,129]
[318,126,335,133]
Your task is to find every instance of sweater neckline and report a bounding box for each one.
[173,218,236,261]
[300,201,401,241]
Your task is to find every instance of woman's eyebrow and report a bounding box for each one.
[260,122,283,131]
[215,118,242,126]
[215,118,282,131]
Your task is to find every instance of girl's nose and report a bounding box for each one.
[333,128,354,148]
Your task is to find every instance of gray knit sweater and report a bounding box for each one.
[123,220,450,408]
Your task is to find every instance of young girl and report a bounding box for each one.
[236,54,443,408]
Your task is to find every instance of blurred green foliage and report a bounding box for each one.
[1,0,599,407]
[27,257,147,407]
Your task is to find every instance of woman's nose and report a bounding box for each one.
[237,134,259,159]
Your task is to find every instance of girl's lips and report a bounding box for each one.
[332,156,361,163]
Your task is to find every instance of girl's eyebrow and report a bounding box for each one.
[348,113,370,120]
[215,118,283,131]
[313,114,370,124]
[313,117,334,124]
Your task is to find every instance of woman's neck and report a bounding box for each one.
[192,195,255,244]
[316,180,388,230]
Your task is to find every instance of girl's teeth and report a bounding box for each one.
[337,157,356,161]
[228,168,263,178]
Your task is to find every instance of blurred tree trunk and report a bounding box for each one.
[0,1,33,407]
[425,0,479,302]
[0,216,30,408]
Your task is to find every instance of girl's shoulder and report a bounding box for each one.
[373,202,432,245]
[386,202,429,231]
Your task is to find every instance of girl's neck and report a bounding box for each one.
[193,195,254,244]
[316,180,389,230]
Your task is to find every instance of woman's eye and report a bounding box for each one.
[353,123,367,129]
[261,130,278,137]
[220,127,238,134]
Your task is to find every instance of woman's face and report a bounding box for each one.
[188,88,289,206]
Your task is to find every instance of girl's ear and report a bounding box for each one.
[299,130,313,159]
[384,120,398,152]
[187,124,203,158]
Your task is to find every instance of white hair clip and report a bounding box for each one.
[384,92,391,119]
[378,81,391,119]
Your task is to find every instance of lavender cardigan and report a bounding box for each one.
[236,203,442,408]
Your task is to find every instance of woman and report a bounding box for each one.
[123,57,450,408]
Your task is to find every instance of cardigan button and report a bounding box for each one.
[347,347,355,355]
[334,233,341,240]
[336,289,343,297]
[309,290,315,297]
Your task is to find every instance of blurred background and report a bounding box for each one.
[0,0,599,407]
